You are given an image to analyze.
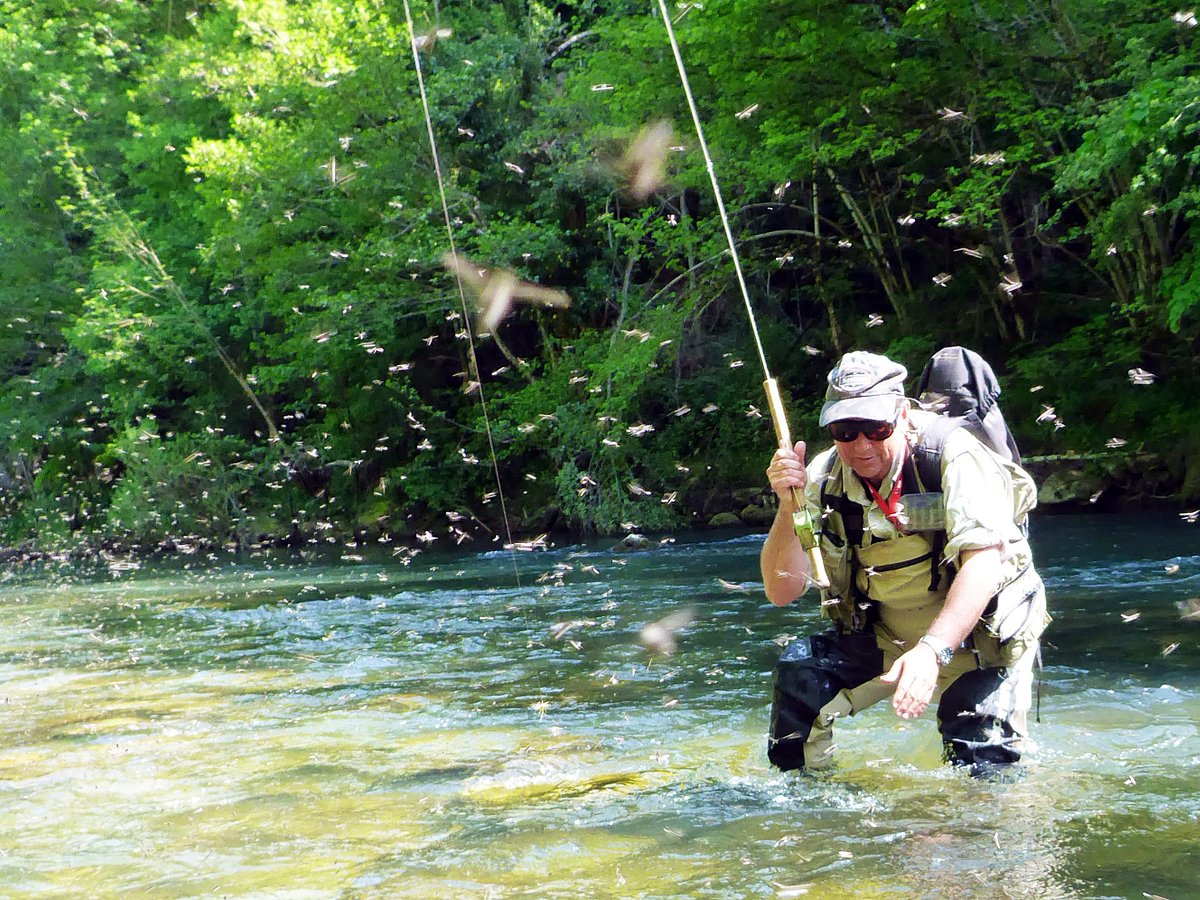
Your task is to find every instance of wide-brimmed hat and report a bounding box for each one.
[818,351,907,426]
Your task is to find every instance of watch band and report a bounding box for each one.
[918,634,955,667]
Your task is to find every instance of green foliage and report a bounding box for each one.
[101,428,272,548]
[0,0,1199,551]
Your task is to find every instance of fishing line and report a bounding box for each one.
[401,0,522,590]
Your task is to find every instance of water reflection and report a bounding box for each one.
[0,515,1196,896]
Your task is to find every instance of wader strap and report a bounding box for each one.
[906,419,958,592]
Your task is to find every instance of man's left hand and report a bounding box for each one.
[880,643,939,719]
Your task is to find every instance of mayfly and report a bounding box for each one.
[618,119,674,202]
[639,608,696,655]
[442,252,570,332]
[413,27,453,52]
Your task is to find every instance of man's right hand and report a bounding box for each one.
[767,440,807,509]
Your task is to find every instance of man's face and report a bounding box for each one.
[830,404,907,485]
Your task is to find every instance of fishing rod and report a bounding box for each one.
[653,0,828,588]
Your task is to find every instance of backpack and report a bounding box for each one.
[914,345,1020,466]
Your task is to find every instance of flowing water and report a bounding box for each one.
[0,513,1197,899]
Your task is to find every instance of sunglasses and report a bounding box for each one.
[829,418,897,443]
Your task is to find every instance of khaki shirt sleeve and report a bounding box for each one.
[940,429,1031,565]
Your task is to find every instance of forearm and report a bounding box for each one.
[760,506,812,606]
[925,545,1002,646]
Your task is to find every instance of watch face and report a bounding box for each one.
[920,636,954,666]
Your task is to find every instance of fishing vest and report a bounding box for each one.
[813,413,1047,666]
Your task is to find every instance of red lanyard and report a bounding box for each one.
[864,465,904,529]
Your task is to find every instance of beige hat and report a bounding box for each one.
[819,351,907,426]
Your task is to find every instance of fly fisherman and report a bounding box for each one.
[760,350,1048,774]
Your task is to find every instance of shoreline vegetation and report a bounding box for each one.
[0,449,1185,567]
[2,2,1199,563]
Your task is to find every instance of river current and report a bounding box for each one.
[0,512,1197,898]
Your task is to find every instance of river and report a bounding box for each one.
[0,512,1197,898]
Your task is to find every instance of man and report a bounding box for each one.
[760,350,1047,774]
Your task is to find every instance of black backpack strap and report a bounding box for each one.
[905,416,962,591]
[819,460,863,550]
[817,459,875,633]
[908,415,961,494]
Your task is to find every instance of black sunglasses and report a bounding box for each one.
[829,418,897,443]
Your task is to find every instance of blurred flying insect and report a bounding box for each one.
[1177,598,1200,620]
[639,608,696,655]
[412,26,453,52]
[549,620,592,640]
[618,119,675,202]
[932,273,952,287]
[442,252,570,332]
[505,534,549,552]
[971,152,1006,166]
[716,578,753,593]
[1128,368,1157,385]
[999,273,1023,294]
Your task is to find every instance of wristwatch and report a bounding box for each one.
[918,634,955,667]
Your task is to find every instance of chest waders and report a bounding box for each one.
[767,420,1047,775]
